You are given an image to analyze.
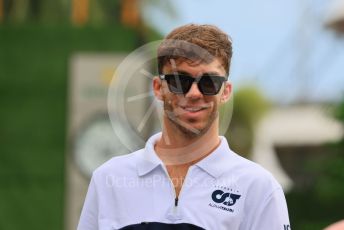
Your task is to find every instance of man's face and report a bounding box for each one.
[154,58,231,138]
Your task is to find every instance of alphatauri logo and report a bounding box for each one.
[209,189,241,212]
[211,190,241,206]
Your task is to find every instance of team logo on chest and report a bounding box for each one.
[209,185,241,212]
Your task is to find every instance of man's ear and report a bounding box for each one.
[220,82,232,104]
[153,76,163,101]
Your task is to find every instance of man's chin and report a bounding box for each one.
[174,121,209,138]
[165,110,216,138]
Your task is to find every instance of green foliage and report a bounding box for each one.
[89,0,121,26]
[0,24,138,230]
[225,86,270,158]
[335,98,344,124]
[233,86,270,127]
[312,151,344,204]
[286,99,344,230]
[3,0,68,24]
[287,153,344,229]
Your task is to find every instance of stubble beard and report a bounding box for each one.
[163,98,218,139]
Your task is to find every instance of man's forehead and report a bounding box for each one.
[162,58,226,74]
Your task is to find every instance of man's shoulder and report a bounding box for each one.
[232,153,269,174]
[224,151,282,189]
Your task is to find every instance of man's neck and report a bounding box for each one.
[154,121,221,197]
[154,120,221,166]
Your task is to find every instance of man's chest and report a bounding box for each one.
[98,169,245,229]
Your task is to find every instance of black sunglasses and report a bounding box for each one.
[159,74,227,95]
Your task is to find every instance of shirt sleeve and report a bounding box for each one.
[249,187,291,230]
[77,176,99,230]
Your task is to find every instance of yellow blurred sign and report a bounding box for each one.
[0,0,3,23]
[72,0,89,26]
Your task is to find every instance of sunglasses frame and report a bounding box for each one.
[159,74,227,95]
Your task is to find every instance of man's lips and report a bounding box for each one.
[179,104,210,113]
[182,106,206,112]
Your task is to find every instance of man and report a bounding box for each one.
[78,24,291,230]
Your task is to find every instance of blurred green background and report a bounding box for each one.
[0,1,145,229]
[0,25,139,229]
[0,0,344,229]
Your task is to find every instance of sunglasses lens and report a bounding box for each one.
[199,76,224,95]
[165,75,193,94]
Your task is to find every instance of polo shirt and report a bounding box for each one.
[77,132,290,230]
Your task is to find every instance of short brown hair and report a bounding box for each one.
[157,24,233,76]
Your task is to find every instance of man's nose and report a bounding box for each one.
[185,82,202,98]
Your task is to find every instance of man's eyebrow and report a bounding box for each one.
[202,71,222,75]
[167,70,190,75]
[176,70,190,75]
[168,71,223,76]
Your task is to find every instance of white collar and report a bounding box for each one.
[136,132,236,178]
